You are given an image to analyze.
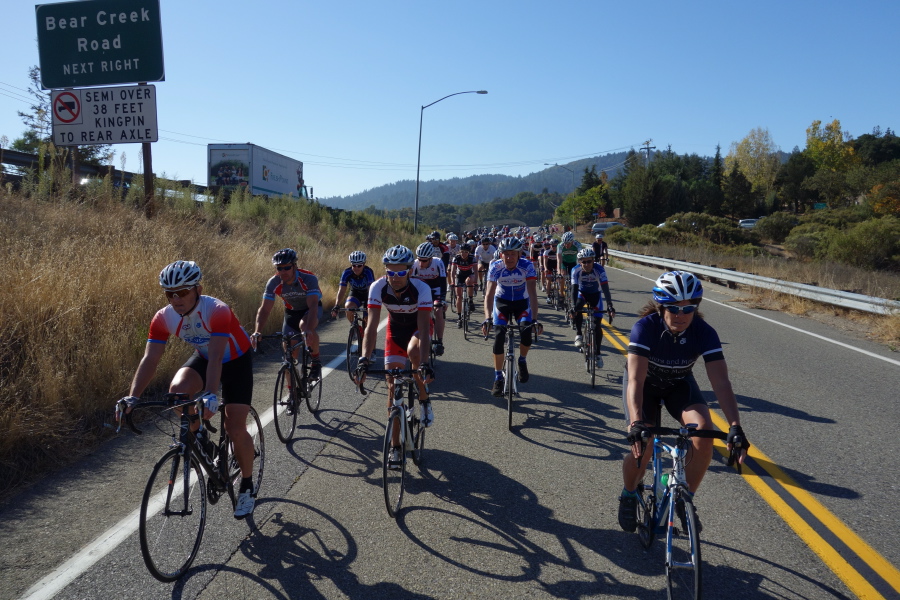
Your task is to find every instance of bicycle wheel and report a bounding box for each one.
[307,373,323,413]
[636,469,656,549]
[273,365,298,443]
[410,386,425,466]
[667,488,702,600]
[505,344,515,431]
[382,409,406,517]
[346,324,362,381]
[586,327,596,387]
[228,405,266,502]
[462,305,470,341]
[139,448,207,582]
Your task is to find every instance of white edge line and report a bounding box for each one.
[20,317,388,600]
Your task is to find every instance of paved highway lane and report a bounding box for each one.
[3,263,898,599]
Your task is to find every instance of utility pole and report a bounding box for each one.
[640,139,656,165]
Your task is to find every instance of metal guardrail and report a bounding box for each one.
[609,249,900,316]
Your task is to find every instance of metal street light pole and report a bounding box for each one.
[415,90,488,234]
[545,162,577,232]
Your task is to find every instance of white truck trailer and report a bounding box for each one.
[208,143,310,199]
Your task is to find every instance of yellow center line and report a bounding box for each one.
[600,320,899,599]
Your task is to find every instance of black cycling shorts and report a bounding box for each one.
[182,350,253,405]
[640,374,707,425]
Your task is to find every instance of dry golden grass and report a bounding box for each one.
[0,177,421,495]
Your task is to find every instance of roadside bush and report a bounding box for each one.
[784,223,838,259]
[800,205,872,229]
[755,212,799,243]
[826,216,900,270]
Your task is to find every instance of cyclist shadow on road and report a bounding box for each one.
[194,501,438,600]
[395,449,659,598]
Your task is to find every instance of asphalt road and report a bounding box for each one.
[2,262,899,600]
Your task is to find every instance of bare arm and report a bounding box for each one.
[626,353,649,458]
[705,359,740,427]
[128,342,166,398]
[253,297,275,335]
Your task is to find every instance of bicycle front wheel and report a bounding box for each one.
[228,405,266,503]
[307,373,323,413]
[666,488,702,600]
[346,324,362,381]
[410,386,425,466]
[139,448,207,582]
[273,365,298,443]
[506,354,515,431]
[382,410,406,517]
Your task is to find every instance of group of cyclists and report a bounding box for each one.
[117,224,749,532]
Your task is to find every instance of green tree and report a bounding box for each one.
[805,119,857,172]
[722,165,754,220]
[725,127,781,195]
[774,151,820,213]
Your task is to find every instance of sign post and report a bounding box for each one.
[35,0,164,89]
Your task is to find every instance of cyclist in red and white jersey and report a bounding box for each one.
[118,261,258,519]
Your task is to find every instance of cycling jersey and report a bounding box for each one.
[628,312,724,386]
[368,278,433,363]
[475,244,497,265]
[339,265,376,296]
[263,269,322,315]
[559,241,582,266]
[148,295,252,361]
[542,248,558,268]
[488,257,537,301]
[411,258,447,301]
[592,240,609,258]
[446,243,462,261]
[451,253,477,279]
[571,263,609,296]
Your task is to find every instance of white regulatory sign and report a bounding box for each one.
[51,84,158,146]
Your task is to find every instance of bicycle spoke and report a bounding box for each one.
[666,490,702,600]
[307,374,322,413]
[139,448,207,582]
[382,410,405,517]
[346,324,361,381]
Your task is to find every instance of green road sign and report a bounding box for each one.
[36,0,164,89]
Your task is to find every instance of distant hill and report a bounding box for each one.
[321,152,632,211]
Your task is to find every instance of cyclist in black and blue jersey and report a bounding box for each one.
[331,250,377,324]
[617,271,750,534]
[570,247,615,364]
[481,237,540,397]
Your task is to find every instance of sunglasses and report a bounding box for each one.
[418,257,432,261]
[164,286,195,299]
[664,304,698,315]
[580,260,594,265]
[385,269,409,277]
[276,265,293,272]
[351,263,365,268]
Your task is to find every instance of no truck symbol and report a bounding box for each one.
[54,92,80,124]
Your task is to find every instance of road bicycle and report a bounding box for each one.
[260,331,322,443]
[450,284,476,340]
[356,368,426,518]
[486,321,541,431]
[579,305,614,388]
[427,299,446,369]
[338,307,367,381]
[115,393,265,582]
[633,423,739,600]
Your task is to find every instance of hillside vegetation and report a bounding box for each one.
[0,166,424,493]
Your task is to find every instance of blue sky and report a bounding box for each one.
[1,0,897,200]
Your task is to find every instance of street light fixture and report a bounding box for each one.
[414,90,488,234]
[545,162,577,232]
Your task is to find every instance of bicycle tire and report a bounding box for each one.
[410,384,425,466]
[139,448,207,582]
[307,374,323,413]
[346,324,362,381]
[228,405,266,503]
[382,409,406,517]
[666,488,702,600]
[587,325,596,387]
[506,333,515,431]
[636,468,656,549]
[462,303,470,341]
[273,366,298,443]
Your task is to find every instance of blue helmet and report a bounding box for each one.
[652,271,703,303]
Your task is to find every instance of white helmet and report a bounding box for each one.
[561,231,575,244]
[348,250,367,264]
[159,260,202,290]
[416,242,435,258]
[653,271,704,303]
[577,248,596,260]
[382,245,414,266]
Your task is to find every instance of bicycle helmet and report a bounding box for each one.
[348,250,366,264]
[159,260,202,290]
[595,233,604,239]
[577,247,596,260]
[272,248,298,265]
[382,244,414,266]
[481,237,492,245]
[561,231,575,244]
[447,234,459,241]
[652,271,704,303]
[416,242,435,258]
[497,237,523,252]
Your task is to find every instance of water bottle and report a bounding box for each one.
[655,470,668,501]
[393,384,404,407]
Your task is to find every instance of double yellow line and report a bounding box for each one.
[600,319,900,599]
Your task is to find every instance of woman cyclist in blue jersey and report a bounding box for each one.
[618,271,750,534]
[331,250,376,325]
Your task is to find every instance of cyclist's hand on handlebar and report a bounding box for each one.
[330,307,340,320]
[627,420,650,460]
[726,425,750,472]
[418,364,435,384]
[250,331,261,350]
[115,395,139,418]
[200,392,219,419]
[354,358,369,386]
[481,319,492,336]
